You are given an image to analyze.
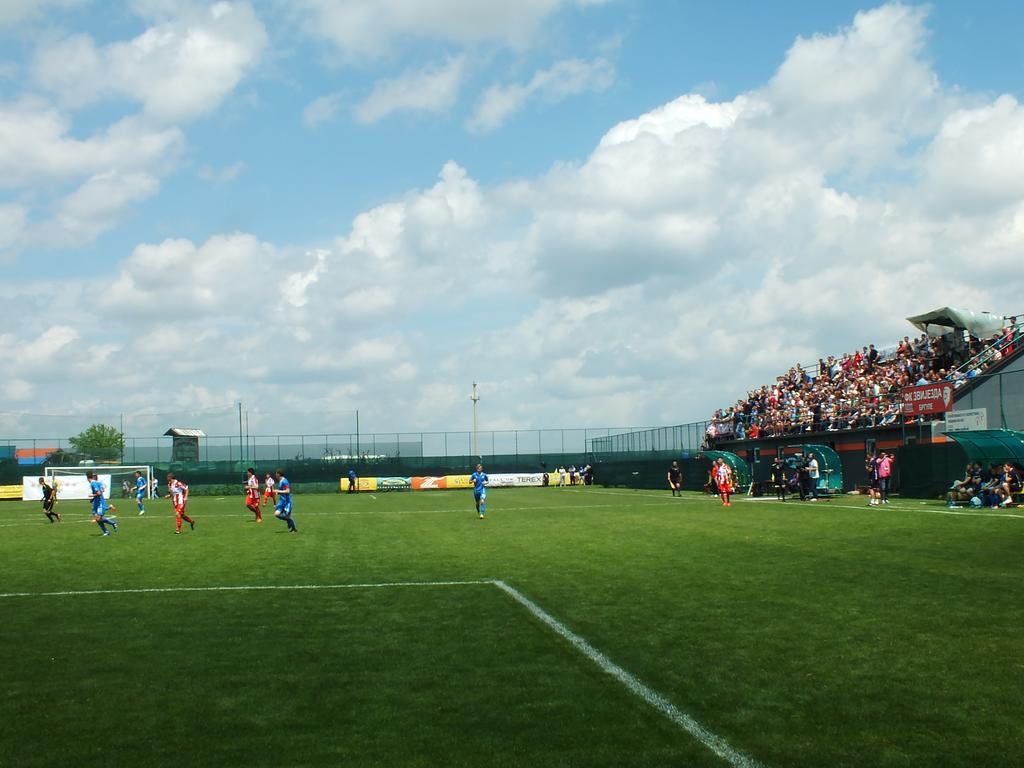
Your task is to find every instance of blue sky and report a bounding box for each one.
[2,1,1024,438]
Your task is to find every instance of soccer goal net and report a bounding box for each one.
[45,465,154,500]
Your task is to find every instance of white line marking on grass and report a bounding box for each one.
[581,489,689,503]
[0,580,493,599]
[492,579,763,768]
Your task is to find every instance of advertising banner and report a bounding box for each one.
[339,477,378,492]
[486,473,545,488]
[377,477,411,492]
[946,408,987,433]
[901,383,954,416]
[0,485,21,500]
[445,475,473,489]
[412,476,448,491]
[22,474,111,501]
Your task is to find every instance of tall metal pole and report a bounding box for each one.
[470,382,480,459]
[244,409,250,465]
[238,402,244,466]
[355,410,360,463]
[119,413,124,464]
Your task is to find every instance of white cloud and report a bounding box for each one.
[468,57,613,133]
[39,170,161,246]
[0,100,184,187]
[198,160,247,183]
[0,0,84,27]
[0,203,27,252]
[289,0,605,59]
[32,1,267,122]
[303,92,343,129]
[355,56,465,123]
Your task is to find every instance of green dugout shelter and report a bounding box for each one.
[944,429,1024,464]
[797,444,843,494]
[901,429,1024,498]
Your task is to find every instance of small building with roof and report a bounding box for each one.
[164,428,206,462]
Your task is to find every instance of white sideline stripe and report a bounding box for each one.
[492,579,763,768]
[0,579,492,599]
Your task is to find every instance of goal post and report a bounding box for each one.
[45,465,155,499]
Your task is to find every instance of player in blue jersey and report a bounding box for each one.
[470,464,488,519]
[134,470,147,515]
[273,469,298,533]
[87,471,118,536]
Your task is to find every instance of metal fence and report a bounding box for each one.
[0,427,641,467]
[588,421,710,455]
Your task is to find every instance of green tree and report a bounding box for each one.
[69,424,124,462]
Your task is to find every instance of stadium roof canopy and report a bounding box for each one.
[163,428,206,438]
[906,307,1006,338]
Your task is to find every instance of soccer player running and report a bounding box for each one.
[713,458,733,507]
[166,473,195,534]
[87,471,118,535]
[273,469,297,532]
[134,470,148,515]
[470,463,488,519]
[38,477,61,523]
[667,461,683,497]
[245,468,262,522]
[263,473,275,507]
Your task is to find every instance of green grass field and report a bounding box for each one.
[1,487,1021,767]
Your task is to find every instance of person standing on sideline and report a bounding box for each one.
[878,452,894,504]
[166,473,195,534]
[245,468,262,522]
[470,463,489,519]
[667,461,683,497]
[807,453,820,501]
[273,469,298,532]
[771,457,787,501]
[134,470,147,515]
[347,468,358,494]
[866,452,881,506]
[38,477,61,523]
[557,466,566,487]
[87,471,118,536]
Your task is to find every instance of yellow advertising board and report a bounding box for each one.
[339,477,379,492]
[0,485,22,500]
[445,474,473,489]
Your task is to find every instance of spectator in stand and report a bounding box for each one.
[709,327,1015,443]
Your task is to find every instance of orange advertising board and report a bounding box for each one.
[412,476,448,490]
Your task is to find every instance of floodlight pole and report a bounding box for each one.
[470,382,480,460]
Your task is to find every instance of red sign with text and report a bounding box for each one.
[901,383,954,416]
